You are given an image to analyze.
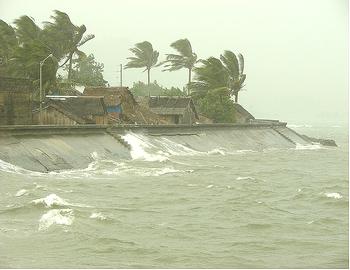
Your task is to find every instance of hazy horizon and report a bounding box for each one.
[1,0,348,125]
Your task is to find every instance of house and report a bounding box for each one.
[32,96,108,125]
[232,103,255,123]
[0,77,33,125]
[83,87,126,121]
[136,96,199,125]
[83,86,164,124]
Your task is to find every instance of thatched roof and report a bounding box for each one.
[42,96,107,123]
[137,96,198,118]
[83,87,132,106]
[232,103,255,120]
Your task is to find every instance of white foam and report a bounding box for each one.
[38,209,74,231]
[295,143,323,150]
[206,184,214,188]
[139,167,180,176]
[15,189,28,197]
[90,212,107,221]
[325,192,343,199]
[236,176,255,181]
[32,193,91,208]
[208,148,226,155]
[122,132,168,162]
[32,194,69,208]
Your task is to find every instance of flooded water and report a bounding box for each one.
[0,125,348,268]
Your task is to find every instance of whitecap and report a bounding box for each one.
[122,132,168,162]
[295,143,322,150]
[325,192,343,199]
[31,193,91,208]
[89,212,107,221]
[15,189,28,197]
[139,167,180,176]
[32,194,69,208]
[208,148,226,155]
[38,209,74,231]
[206,184,214,188]
[236,176,255,181]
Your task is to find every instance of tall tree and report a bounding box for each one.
[44,10,95,80]
[161,38,198,95]
[124,41,159,88]
[191,51,246,103]
[68,54,108,86]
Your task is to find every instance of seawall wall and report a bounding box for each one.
[0,123,311,172]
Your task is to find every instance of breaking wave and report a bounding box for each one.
[32,194,91,208]
[38,209,74,231]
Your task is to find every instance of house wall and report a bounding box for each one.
[181,105,196,124]
[234,111,250,124]
[33,107,79,125]
[94,115,108,125]
[0,77,33,125]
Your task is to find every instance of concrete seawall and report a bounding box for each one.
[0,123,312,172]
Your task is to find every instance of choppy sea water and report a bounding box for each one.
[0,125,348,268]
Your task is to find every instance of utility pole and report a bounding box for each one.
[120,64,123,87]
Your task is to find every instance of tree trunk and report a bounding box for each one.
[235,93,238,103]
[147,68,150,96]
[67,54,73,80]
[187,68,192,96]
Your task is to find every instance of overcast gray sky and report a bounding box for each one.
[0,0,348,124]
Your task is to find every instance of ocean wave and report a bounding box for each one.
[324,192,343,199]
[38,208,74,231]
[31,193,91,208]
[236,176,255,181]
[90,212,107,221]
[295,143,323,150]
[15,189,28,197]
[122,132,168,162]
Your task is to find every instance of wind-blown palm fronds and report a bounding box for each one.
[160,38,198,95]
[191,51,246,102]
[125,41,159,87]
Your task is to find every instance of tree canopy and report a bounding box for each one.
[0,10,102,97]
[124,41,159,87]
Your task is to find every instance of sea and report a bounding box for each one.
[0,124,348,268]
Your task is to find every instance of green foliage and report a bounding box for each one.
[66,54,107,87]
[159,38,198,94]
[0,10,95,96]
[125,41,159,85]
[190,51,246,103]
[131,81,185,97]
[193,88,236,123]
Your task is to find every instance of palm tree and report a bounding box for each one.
[191,51,246,103]
[220,50,246,103]
[161,38,198,95]
[124,41,159,88]
[44,10,95,80]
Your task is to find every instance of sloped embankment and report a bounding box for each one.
[0,124,315,172]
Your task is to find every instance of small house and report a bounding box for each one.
[232,103,255,123]
[0,77,33,125]
[137,96,199,125]
[83,87,128,121]
[33,96,108,125]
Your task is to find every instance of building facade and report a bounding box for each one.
[0,77,33,125]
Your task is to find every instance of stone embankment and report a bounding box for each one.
[0,122,335,172]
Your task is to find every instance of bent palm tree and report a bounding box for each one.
[124,41,159,88]
[191,51,246,103]
[161,38,198,95]
[44,10,95,80]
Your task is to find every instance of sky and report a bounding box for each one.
[0,0,348,125]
